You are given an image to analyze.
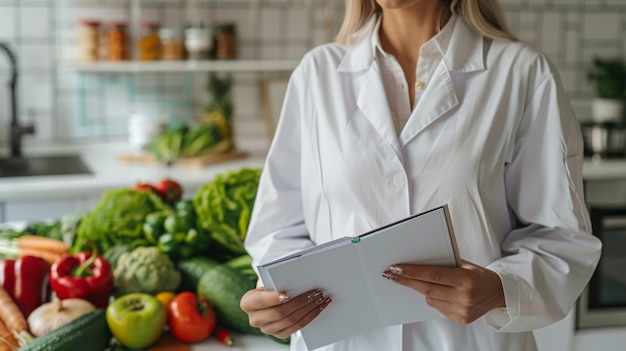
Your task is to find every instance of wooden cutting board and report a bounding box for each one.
[117,150,248,169]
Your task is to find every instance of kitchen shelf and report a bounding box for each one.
[64,60,300,73]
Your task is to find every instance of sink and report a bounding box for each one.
[0,155,92,178]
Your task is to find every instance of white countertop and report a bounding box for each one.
[0,141,268,202]
[2,140,626,202]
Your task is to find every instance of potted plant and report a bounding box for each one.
[587,57,626,123]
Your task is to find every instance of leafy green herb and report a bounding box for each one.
[587,57,626,99]
[24,220,63,240]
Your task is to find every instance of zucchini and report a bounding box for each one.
[197,263,262,335]
[176,256,220,292]
[20,309,111,351]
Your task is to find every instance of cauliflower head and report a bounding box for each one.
[114,246,181,296]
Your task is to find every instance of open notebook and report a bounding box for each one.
[257,205,461,350]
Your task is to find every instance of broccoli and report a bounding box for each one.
[113,246,181,296]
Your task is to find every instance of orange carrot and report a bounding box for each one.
[17,235,69,255]
[0,319,18,351]
[18,249,63,265]
[0,286,28,333]
[0,286,33,346]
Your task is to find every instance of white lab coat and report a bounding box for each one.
[244,16,602,351]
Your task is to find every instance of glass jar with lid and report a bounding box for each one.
[138,22,161,61]
[106,22,130,61]
[159,28,184,60]
[77,19,101,62]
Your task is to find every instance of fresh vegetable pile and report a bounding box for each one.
[0,167,288,351]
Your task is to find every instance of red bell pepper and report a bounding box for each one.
[0,256,51,317]
[50,248,113,309]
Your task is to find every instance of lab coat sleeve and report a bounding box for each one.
[484,71,602,332]
[244,66,315,285]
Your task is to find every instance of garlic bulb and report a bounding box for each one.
[27,299,96,337]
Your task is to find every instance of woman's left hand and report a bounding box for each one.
[382,261,506,324]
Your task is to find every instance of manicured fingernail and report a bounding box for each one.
[315,296,326,305]
[319,297,332,311]
[307,290,324,302]
[382,271,398,281]
[278,293,290,304]
[389,266,404,274]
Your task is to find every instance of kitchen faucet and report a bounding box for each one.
[0,42,35,158]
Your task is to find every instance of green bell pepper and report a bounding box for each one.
[143,211,170,244]
[174,200,195,214]
[164,212,195,234]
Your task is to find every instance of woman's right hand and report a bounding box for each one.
[240,287,332,339]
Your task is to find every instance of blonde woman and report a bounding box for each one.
[241,0,602,350]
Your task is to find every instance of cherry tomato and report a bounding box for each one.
[154,179,183,204]
[167,291,216,343]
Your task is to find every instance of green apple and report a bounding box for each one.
[106,293,166,349]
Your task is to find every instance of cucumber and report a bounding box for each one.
[197,263,262,335]
[224,254,253,270]
[176,256,220,292]
[20,309,111,351]
[224,254,258,285]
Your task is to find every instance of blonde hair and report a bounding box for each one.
[336,0,517,44]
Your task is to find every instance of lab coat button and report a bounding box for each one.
[415,81,426,90]
[392,174,406,186]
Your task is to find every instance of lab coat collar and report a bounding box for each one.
[355,61,402,161]
[344,15,485,163]
[337,15,485,74]
[371,13,456,60]
[337,16,378,73]
[444,17,485,72]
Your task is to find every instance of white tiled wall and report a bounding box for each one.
[500,0,626,121]
[0,0,624,147]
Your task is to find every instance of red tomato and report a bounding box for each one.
[167,292,216,343]
[154,178,183,204]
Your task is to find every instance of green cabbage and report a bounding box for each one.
[72,189,167,254]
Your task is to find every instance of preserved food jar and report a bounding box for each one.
[98,26,109,61]
[78,19,101,62]
[159,28,184,60]
[106,22,130,61]
[138,22,161,61]
[213,23,237,60]
[185,27,211,60]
